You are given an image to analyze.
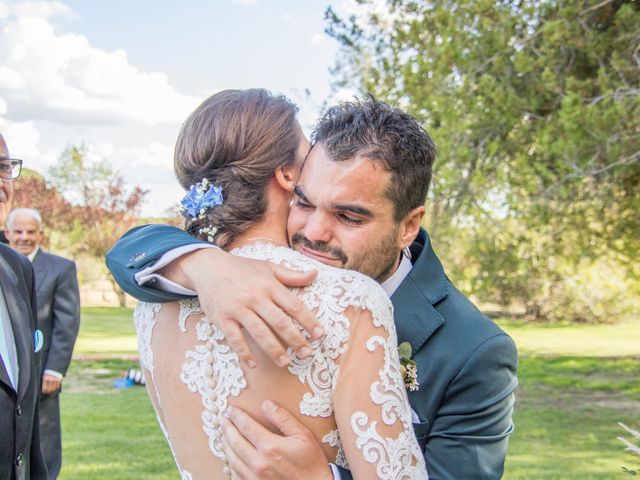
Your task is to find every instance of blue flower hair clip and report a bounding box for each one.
[180,179,224,242]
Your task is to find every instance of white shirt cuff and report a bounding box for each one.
[44,369,63,380]
[329,463,342,480]
[135,244,217,295]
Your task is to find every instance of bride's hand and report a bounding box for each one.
[171,247,322,368]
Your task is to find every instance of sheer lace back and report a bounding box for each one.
[134,242,427,479]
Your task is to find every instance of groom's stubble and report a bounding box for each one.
[290,227,401,284]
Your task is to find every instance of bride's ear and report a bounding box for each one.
[274,165,297,193]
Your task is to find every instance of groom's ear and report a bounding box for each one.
[398,206,425,250]
[274,165,297,193]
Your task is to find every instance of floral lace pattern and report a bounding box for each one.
[134,301,193,479]
[323,429,348,468]
[133,302,162,372]
[134,242,427,479]
[177,299,247,459]
[351,335,426,478]
[230,243,426,478]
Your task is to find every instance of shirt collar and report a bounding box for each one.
[27,246,40,262]
[381,254,413,297]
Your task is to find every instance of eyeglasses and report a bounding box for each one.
[0,158,23,180]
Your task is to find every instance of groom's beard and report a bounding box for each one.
[290,230,400,283]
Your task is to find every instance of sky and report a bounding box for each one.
[0,0,358,216]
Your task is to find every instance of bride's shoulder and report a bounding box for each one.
[280,248,394,323]
[232,242,390,305]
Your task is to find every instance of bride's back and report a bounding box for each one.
[135,242,424,479]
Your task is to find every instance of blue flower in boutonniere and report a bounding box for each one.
[398,341,419,392]
[180,178,224,220]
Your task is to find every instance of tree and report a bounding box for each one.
[12,169,75,246]
[325,0,640,321]
[49,145,147,306]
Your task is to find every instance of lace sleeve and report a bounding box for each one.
[332,292,427,479]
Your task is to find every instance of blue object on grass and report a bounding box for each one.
[113,378,135,389]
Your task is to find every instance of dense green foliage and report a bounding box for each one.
[325,0,640,322]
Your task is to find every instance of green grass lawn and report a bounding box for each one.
[58,307,640,479]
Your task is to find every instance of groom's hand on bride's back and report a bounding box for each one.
[221,401,333,480]
[170,247,323,369]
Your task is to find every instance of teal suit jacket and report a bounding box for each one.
[106,225,518,479]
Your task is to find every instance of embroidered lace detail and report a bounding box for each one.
[178,298,201,332]
[136,241,426,478]
[231,243,390,419]
[178,301,247,459]
[323,429,348,468]
[350,336,427,478]
[230,243,425,478]
[134,302,194,479]
[133,302,162,372]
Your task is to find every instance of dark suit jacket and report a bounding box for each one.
[32,250,80,377]
[106,225,518,479]
[0,243,47,480]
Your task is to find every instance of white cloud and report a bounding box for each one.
[0,2,9,19]
[309,33,325,45]
[13,0,74,19]
[232,0,257,5]
[0,10,201,127]
[0,115,41,159]
[331,87,359,104]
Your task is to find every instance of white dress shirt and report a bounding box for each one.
[0,284,19,389]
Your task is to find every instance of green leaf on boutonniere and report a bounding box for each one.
[398,342,419,392]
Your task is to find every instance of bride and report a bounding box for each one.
[133,89,427,479]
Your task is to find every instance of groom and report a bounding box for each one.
[106,98,518,479]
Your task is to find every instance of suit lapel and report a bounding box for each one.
[0,353,12,391]
[391,229,448,353]
[0,253,32,401]
[32,249,49,294]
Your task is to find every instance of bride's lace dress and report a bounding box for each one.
[133,242,427,479]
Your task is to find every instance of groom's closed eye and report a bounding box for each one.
[293,186,314,209]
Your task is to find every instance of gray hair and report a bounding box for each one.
[7,208,43,229]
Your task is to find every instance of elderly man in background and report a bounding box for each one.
[6,208,80,480]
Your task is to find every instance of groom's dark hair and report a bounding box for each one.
[311,96,435,222]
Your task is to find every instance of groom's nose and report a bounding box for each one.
[303,210,332,244]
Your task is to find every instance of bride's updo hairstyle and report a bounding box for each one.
[174,89,300,249]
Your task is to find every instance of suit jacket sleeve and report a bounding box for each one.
[106,224,209,303]
[425,333,518,480]
[45,260,80,375]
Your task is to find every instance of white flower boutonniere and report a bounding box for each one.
[398,341,419,392]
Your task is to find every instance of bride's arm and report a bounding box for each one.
[333,301,427,479]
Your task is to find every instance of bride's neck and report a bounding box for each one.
[230,221,288,249]
[228,195,290,250]
[227,177,293,250]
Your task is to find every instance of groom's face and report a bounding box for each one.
[288,143,403,283]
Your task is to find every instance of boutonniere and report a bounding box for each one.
[398,342,419,392]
